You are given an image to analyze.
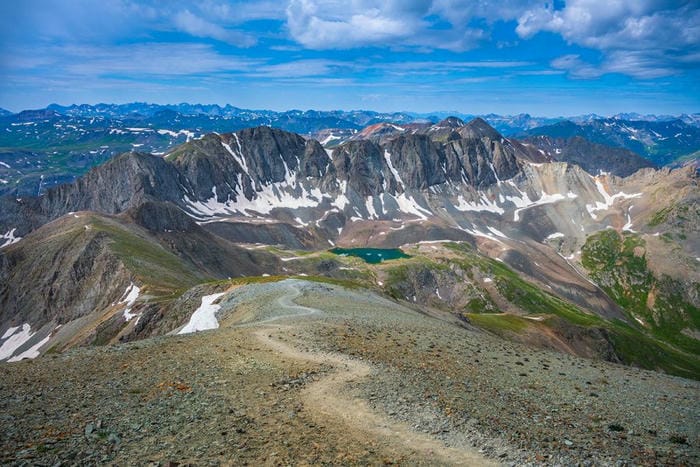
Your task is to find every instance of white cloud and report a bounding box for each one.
[197,1,288,23]
[286,0,422,49]
[551,51,678,79]
[8,43,261,78]
[519,0,700,78]
[284,0,537,51]
[173,9,256,46]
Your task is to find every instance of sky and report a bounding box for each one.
[0,0,698,116]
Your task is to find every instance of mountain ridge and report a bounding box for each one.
[1,118,697,382]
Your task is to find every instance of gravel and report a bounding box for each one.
[0,279,697,465]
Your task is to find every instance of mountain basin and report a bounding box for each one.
[329,247,410,264]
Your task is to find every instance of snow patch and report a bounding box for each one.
[222,140,249,174]
[157,129,195,141]
[454,194,504,215]
[384,150,404,189]
[0,323,49,361]
[461,227,504,244]
[508,191,570,222]
[119,283,141,321]
[394,193,432,220]
[1,228,21,248]
[365,196,378,219]
[586,177,642,220]
[546,232,565,240]
[2,326,20,340]
[178,293,226,334]
[281,256,305,262]
[486,226,508,239]
[187,180,323,219]
[8,332,52,362]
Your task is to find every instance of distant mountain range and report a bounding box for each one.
[518,118,700,166]
[0,103,697,198]
[10,102,700,133]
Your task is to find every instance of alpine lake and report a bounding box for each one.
[329,247,410,264]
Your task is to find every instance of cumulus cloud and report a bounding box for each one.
[285,0,536,51]
[286,0,426,49]
[283,0,698,78]
[518,0,700,78]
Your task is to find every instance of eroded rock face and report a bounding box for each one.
[333,140,392,196]
[1,120,527,238]
[172,127,333,203]
[444,137,520,188]
[385,135,446,190]
[40,152,186,218]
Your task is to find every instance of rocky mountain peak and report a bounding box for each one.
[40,151,186,218]
[435,116,466,128]
[458,117,503,140]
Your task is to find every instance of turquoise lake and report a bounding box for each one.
[329,247,410,264]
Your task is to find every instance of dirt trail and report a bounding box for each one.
[250,284,496,466]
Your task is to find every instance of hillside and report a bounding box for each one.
[1,280,697,465]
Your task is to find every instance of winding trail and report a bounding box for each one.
[232,282,320,327]
[248,282,496,466]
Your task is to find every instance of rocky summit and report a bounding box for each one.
[0,117,698,465]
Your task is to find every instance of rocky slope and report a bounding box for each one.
[1,280,697,465]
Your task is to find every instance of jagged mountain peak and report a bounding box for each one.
[432,116,466,129]
[458,117,503,140]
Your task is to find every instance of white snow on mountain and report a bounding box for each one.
[179,293,227,334]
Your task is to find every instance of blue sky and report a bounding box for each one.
[0,0,698,116]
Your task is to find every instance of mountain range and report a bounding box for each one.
[1,115,697,378]
[1,104,697,201]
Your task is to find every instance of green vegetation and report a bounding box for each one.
[467,313,530,333]
[607,322,700,381]
[646,206,669,228]
[581,230,700,355]
[424,241,699,379]
[91,217,205,294]
[443,242,601,325]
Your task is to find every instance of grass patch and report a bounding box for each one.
[91,217,205,294]
[467,313,530,333]
[582,230,700,356]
